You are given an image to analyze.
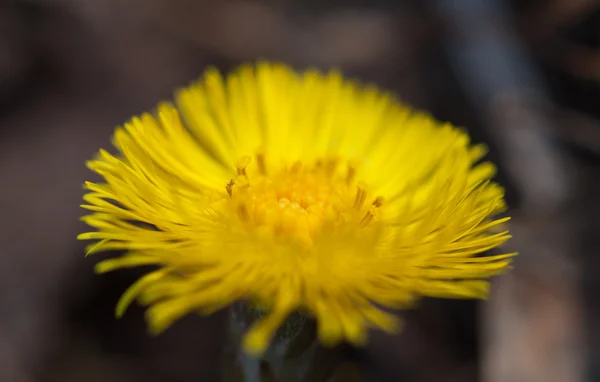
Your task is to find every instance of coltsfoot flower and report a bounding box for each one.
[79,62,514,356]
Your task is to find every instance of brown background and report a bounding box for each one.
[1,0,599,381]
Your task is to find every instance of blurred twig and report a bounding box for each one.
[518,0,600,84]
[520,0,600,40]
[430,1,583,382]
[431,0,572,213]
[482,213,585,382]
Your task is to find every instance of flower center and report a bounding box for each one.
[225,153,383,246]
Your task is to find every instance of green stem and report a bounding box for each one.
[225,304,363,381]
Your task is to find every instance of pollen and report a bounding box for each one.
[227,155,382,246]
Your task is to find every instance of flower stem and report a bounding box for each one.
[225,304,362,382]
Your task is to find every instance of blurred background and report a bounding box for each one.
[0,0,598,381]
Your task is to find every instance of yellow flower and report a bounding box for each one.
[78,62,514,356]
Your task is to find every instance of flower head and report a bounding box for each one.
[79,62,514,355]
